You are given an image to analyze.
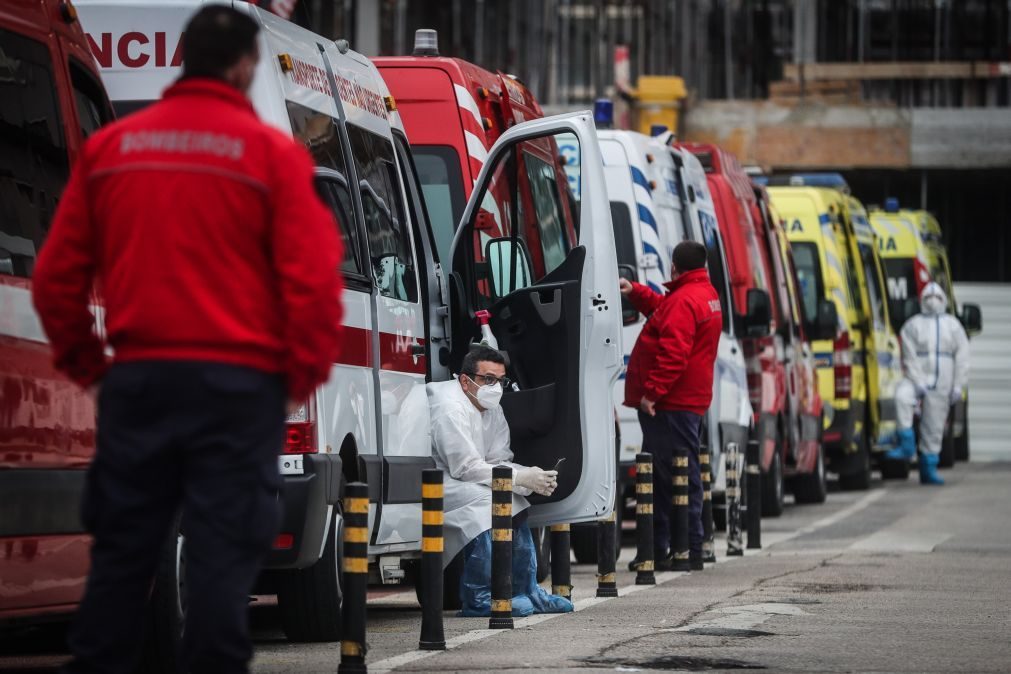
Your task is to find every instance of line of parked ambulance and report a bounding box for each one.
[0,0,982,669]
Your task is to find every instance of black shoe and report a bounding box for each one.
[654,552,675,571]
[690,550,704,571]
[629,550,669,572]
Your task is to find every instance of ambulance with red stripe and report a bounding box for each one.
[75,0,621,651]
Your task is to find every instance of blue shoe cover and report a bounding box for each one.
[919,453,944,485]
[513,525,573,614]
[885,429,916,461]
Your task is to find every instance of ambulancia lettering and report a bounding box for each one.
[288,57,332,97]
[86,31,184,69]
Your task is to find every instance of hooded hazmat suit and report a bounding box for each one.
[426,379,533,566]
[895,282,970,460]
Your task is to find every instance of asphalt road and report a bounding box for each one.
[3,460,1010,673]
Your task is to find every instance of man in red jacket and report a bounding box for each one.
[32,7,343,673]
[621,241,721,572]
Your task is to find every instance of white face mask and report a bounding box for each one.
[923,296,944,314]
[467,376,503,409]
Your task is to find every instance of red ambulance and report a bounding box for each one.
[373,30,579,278]
[678,143,825,516]
[0,0,114,623]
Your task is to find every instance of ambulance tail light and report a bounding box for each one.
[833,331,852,400]
[285,398,318,455]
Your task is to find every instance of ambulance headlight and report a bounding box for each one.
[413,29,439,56]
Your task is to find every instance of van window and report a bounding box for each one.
[699,211,731,332]
[69,60,112,139]
[0,28,70,278]
[843,251,864,314]
[414,145,465,265]
[314,176,362,278]
[346,125,418,303]
[523,152,570,275]
[287,101,350,175]
[610,202,636,270]
[791,242,823,336]
[858,243,888,332]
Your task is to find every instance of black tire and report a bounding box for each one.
[955,415,970,462]
[938,423,955,468]
[277,509,343,642]
[713,504,727,532]
[761,449,785,517]
[533,527,551,583]
[139,517,185,674]
[838,430,871,491]
[793,444,829,503]
[569,497,623,565]
[442,551,463,611]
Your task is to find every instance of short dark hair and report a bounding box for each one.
[181,6,259,81]
[672,241,708,273]
[461,345,506,377]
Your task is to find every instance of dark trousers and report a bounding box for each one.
[65,361,285,674]
[638,409,704,554]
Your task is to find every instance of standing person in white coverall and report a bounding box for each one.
[885,282,970,485]
[427,345,573,616]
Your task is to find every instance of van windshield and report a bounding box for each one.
[791,242,823,336]
[414,145,465,265]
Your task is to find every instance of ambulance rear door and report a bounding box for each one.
[450,112,621,526]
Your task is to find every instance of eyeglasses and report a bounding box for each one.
[468,373,512,388]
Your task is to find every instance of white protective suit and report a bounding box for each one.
[895,282,970,456]
[427,379,533,566]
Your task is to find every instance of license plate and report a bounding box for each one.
[279,455,304,476]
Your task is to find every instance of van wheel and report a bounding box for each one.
[761,449,785,517]
[139,516,185,674]
[955,416,970,462]
[277,508,343,642]
[793,444,828,503]
[569,496,623,564]
[838,431,871,491]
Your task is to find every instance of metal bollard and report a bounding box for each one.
[725,443,744,556]
[418,470,446,650]
[339,482,369,674]
[634,453,656,585]
[489,466,514,629]
[746,439,762,550]
[700,447,716,564]
[549,524,572,599]
[671,453,691,571]
[596,510,618,597]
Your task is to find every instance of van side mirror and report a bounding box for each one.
[814,298,838,341]
[742,288,772,337]
[485,237,533,299]
[618,264,639,326]
[960,302,982,336]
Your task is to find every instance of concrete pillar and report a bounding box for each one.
[355,0,380,56]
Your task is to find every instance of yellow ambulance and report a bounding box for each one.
[770,183,903,487]
[868,200,982,464]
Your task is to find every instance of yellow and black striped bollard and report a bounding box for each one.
[700,447,716,564]
[634,453,656,585]
[671,452,691,571]
[596,509,618,597]
[726,442,744,556]
[419,469,446,650]
[339,482,369,674]
[549,524,572,600]
[489,466,514,629]
[746,439,762,550]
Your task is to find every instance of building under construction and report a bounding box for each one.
[289,0,1011,282]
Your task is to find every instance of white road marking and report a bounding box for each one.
[369,488,888,673]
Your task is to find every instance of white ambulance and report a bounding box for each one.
[75,0,621,654]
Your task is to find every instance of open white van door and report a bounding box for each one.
[449,112,621,526]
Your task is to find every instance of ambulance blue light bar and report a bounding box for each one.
[593,99,614,129]
[765,172,850,194]
[884,197,900,212]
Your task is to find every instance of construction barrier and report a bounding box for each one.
[549,524,572,599]
[634,452,656,585]
[489,466,514,629]
[746,439,762,550]
[700,446,716,564]
[671,453,690,571]
[725,443,744,556]
[596,510,618,597]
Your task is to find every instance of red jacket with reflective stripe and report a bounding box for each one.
[32,79,344,401]
[623,268,722,415]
